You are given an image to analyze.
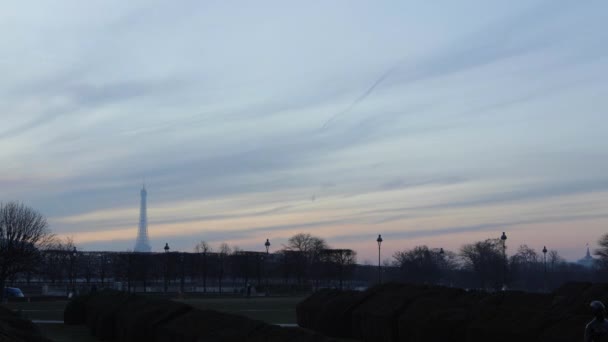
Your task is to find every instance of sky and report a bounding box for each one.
[1,0,607,262]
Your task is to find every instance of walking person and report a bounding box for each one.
[585,301,608,342]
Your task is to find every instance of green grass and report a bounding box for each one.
[1,295,304,341]
[36,324,99,342]
[4,300,66,320]
[2,301,94,342]
[178,296,304,324]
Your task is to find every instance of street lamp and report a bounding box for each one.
[542,246,548,291]
[127,253,132,293]
[164,243,170,293]
[70,247,77,290]
[264,239,271,296]
[438,248,445,286]
[180,253,185,295]
[500,232,507,289]
[376,235,383,285]
[99,253,105,286]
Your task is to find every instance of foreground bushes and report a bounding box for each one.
[297,282,602,342]
[65,290,341,342]
[0,306,51,342]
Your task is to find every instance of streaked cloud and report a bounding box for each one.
[0,0,606,261]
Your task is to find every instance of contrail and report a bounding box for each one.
[322,65,398,130]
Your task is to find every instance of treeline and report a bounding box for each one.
[13,233,358,294]
[18,233,607,294]
[382,240,600,292]
[3,201,607,295]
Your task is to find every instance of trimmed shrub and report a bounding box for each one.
[397,288,477,342]
[115,296,192,342]
[295,282,602,342]
[297,289,344,329]
[351,283,445,342]
[551,282,593,315]
[539,314,589,342]
[0,306,51,342]
[466,292,556,342]
[314,290,366,338]
[64,294,92,325]
[85,290,134,340]
[248,325,339,342]
[153,309,267,342]
[467,309,556,342]
[297,289,365,338]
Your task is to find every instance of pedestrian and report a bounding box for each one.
[585,301,608,342]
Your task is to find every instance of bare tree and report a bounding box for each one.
[510,245,540,273]
[509,245,542,289]
[0,202,54,300]
[285,233,328,255]
[195,241,212,293]
[40,236,75,285]
[595,234,608,269]
[195,241,211,254]
[321,249,357,289]
[392,245,443,284]
[218,242,231,294]
[284,233,328,285]
[460,239,504,290]
[548,250,564,271]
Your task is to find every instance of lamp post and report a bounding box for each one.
[542,246,548,291]
[202,249,207,294]
[100,254,105,286]
[164,243,170,293]
[100,254,111,288]
[180,253,185,295]
[265,239,271,296]
[376,235,383,284]
[439,248,445,285]
[70,247,78,287]
[69,247,77,295]
[500,232,507,289]
[127,252,132,293]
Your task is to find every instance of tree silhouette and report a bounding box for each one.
[284,233,328,285]
[393,245,443,284]
[595,234,608,269]
[194,241,212,292]
[0,202,54,300]
[460,239,504,290]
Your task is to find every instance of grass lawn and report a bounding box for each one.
[2,295,304,341]
[2,300,99,342]
[178,296,304,324]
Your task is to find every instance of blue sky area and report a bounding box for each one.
[1,0,607,262]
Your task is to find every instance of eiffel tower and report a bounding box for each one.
[133,184,152,252]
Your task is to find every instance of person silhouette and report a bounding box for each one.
[585,301,608,342]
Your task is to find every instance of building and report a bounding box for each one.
[133,184,152,252]
[577,246,595,268]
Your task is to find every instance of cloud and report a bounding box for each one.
[0,0,607,261]
[333,213,608,246]
[372,179,608,224]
